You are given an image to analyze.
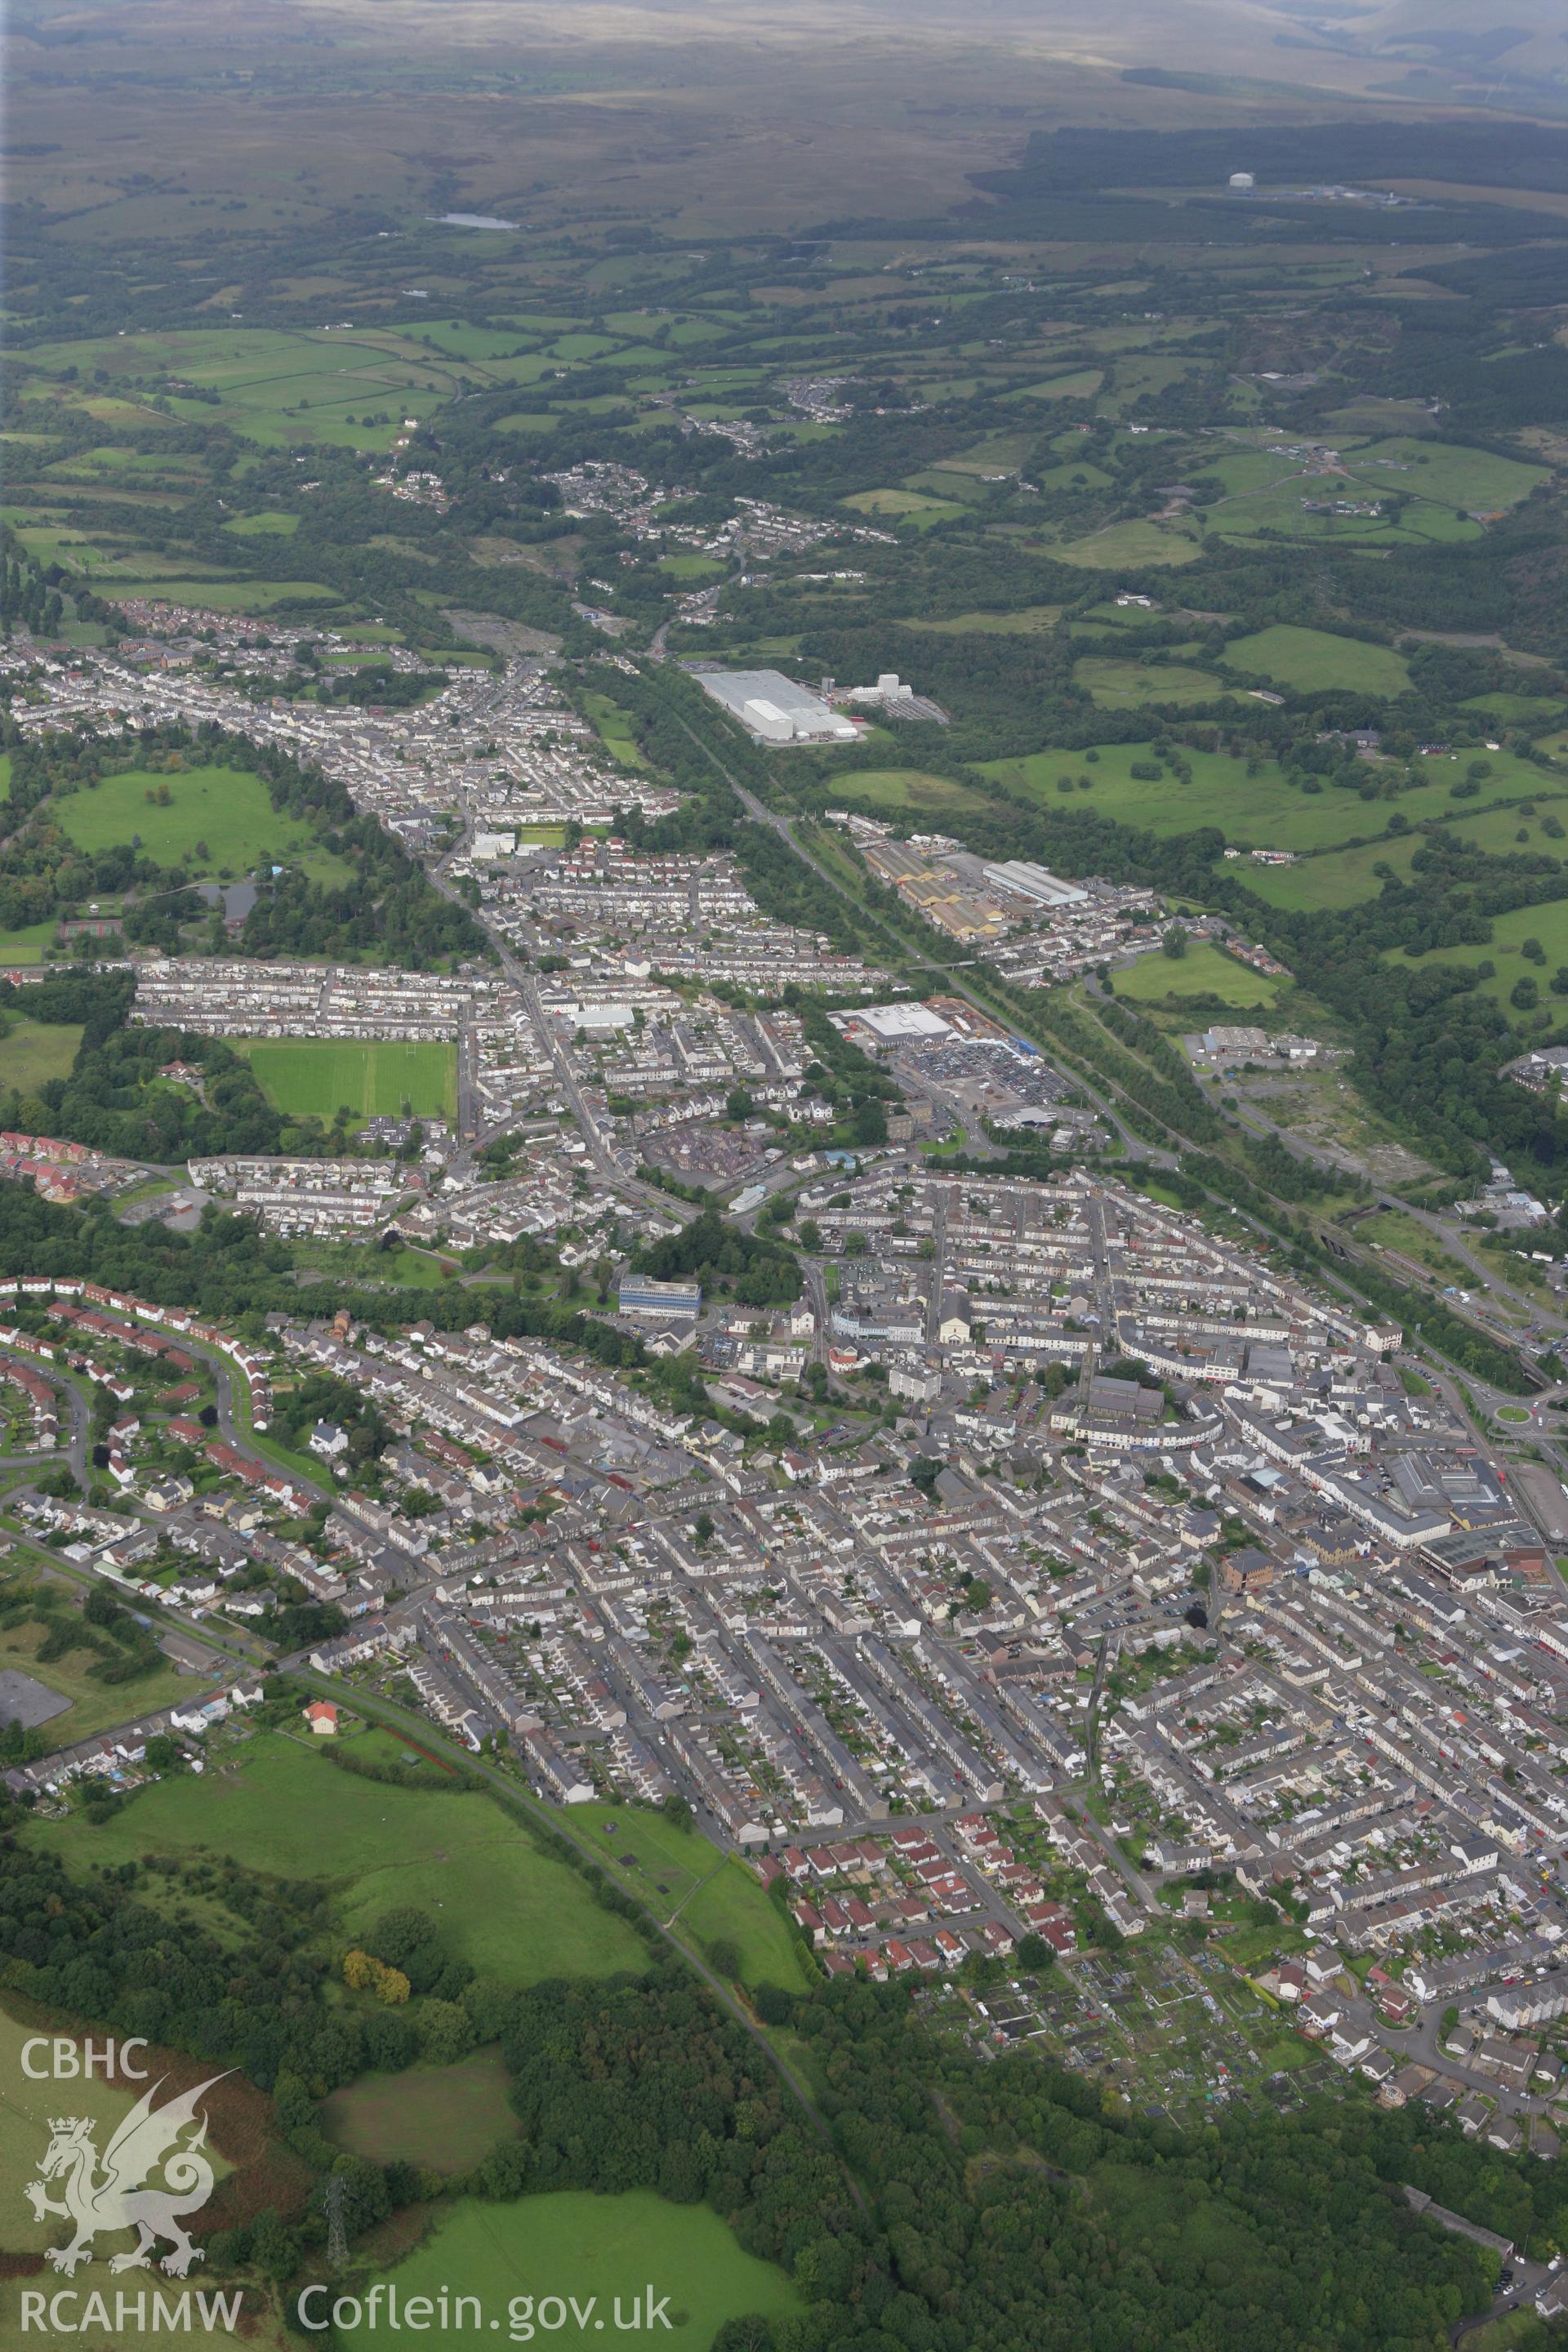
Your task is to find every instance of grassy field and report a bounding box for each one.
[1054,518,1200,568]
[221,510,300,537]
[322,2048,518,2173]
[576,1803,809,1993]
[1386,894,1568,1016]
[1075,657,1224,708]
[105,578,343,612]
[0,912,53,960]
[1111,946,1281,1009]
[902,604,1062,635]
[238,1040,457,1124]
[26,1732,649,1986]
[983,740,1457,853]
[581,691,646,766]
[826,768,996,823]
[0,1608,194,1748]
[1223,626,1411,698]
[51,764,294,871]
[335,2190,802,2352]
[1356,1207,1473,1285]
[842,488,964,526]
[0,1018,82,1092]
[1239,836,1421,911]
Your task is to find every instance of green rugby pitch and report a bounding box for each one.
[237,1039,457,1124]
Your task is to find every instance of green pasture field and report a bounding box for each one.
[122,580,344,612]
[1111,944,1281,1009]
[323,2049,519,2173]
[1432,799,1568,858]
[982,741,1455,853]
[1460,693,1564,724]
[394,318,543,360]
[576,1803,809,1993]
[823,768,996,823]
[1338,435,1550,517]
[1034,460,1115,492]
[333,2190,802,2352]
[18,326,459,452]
[1054,518,1200,568]
[0,923,60,967]
[1222,625,1411,698]
[937,431,1036,474]
[25,1732,648,1986]
[1238,836,1420,912]
[902,604,1062,635]
[1075,657,1225,708]
[220,510,300,537]
[1006,368,1105,403]
[0,1018,83,1093]
[51,763,292,871]
[1386,895,1568,1017]
[903,469,993,506]
[842,489,964,525]
[581,692,646,767]
[0,1601,190,1748]
[237,1040,457,1123]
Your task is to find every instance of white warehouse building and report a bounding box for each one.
[696,668,859,745]
[982,860,1089,909]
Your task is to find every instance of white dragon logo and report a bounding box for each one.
[24,2074,229,2278]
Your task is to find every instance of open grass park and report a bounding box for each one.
[52,764,299,875]
[334,2189,802,2352]
[237,1039,457,1125]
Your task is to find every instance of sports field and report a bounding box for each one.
[332,2190,803,2352]
[26,1732,648,1986]
[51,764,290,871]
[237,1040,457,1123]
[1111,945,1280,1009]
